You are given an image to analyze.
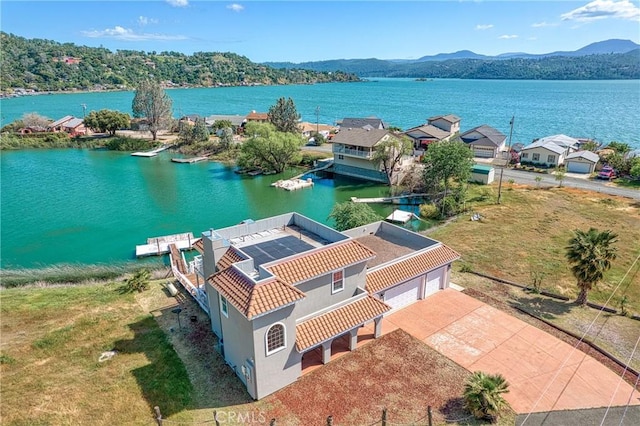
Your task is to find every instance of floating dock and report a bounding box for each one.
[171,156,208,164]
[385,209,417,224]
[271,178,314,191]
[135,232,199,257]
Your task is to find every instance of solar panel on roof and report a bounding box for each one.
[240,235,315,267]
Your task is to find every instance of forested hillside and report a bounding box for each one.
[266,50,640,80]
[0,32,360,92]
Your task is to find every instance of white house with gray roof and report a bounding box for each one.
[460,125,507,158]
[403,114,461,150]
[520,134,580,167]
[183,213,459,400]
[338,117,386,130]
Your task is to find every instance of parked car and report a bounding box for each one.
[597,166,617,180]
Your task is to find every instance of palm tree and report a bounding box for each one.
[565,228,618,305]
[463,371,510,423]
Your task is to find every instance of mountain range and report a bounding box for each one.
[264,39,640,79]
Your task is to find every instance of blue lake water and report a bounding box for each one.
[1,79,639,269]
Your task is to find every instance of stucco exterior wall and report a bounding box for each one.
[292,262,368,319]
[219,298,256,395]
[205,282,223,338]
[251,305,300,399]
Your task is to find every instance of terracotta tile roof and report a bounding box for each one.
[266,240,376,285]
[216,247,245,271]
[366,244,460,294]
[208,267,305,319]
[296,296,390,351]
[192,239,204,254]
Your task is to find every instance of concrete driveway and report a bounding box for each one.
[384,289,640,414]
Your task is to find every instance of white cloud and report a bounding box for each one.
[561,0,640,22]
[531,21,558,28]
[138,16,158,26]
[475,24,493,30]
[227,3,244,12]
[498,34,519,39]
[82,26,188,41]
[528,37,538,41]
[166,0,188,7]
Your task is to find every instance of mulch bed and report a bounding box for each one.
[265,329,473,425]
[462,287,640,390]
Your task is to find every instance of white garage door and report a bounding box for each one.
[473,147,495,158]
[566,161,591,174]
[425,268,444,297]
[383,276,422,310]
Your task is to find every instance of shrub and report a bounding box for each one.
[464,371,510,423]
[124,269,151,293]
[419,203,440,219]
[104,136,157,151]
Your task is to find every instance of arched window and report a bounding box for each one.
[266,323,286,355]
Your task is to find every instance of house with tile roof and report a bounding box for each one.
[460,125,507,158]
[331,128,410,183]
[189,212,458,399]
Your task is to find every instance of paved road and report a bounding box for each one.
[302,145,640,200]
[498,168,640,200]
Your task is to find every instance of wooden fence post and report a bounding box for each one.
[154,406,162,426]
[213,410,220,426]
[427,405,433,426]
[326,415,333,426]
[382,408,387,426]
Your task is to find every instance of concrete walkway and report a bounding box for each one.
[384,289,640,414]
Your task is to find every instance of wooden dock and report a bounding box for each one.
[135,232,199,257]
[351,193,429,204]
[171,156,208,164]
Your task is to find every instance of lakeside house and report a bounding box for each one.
[184,212,459,399]
[337,117,386,130]
[520,134,580,168]
[47,115,86,137]
[331,128,408,183]
[403,114,460,151]
[460,125,507,158]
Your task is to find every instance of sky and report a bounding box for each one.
[1,1,639,62]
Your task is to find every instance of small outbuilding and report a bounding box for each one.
[470,164,495,184]
[565,150,599,174]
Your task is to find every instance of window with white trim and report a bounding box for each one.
[220,295,229,318]
[521,152,528,159]
[266,323,286,355]
[332,270,344,294]
[532,153,540,161]
[547,154,556,163]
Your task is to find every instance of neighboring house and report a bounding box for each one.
[205,115,246,134]
[427,114,461,135]
[48,116,85,136]
[187,212,458,400]
[19,126,47,134]
[245,111,269,123]
[565,150,600,174]
[402,123,452,150]
[520,141,566,167]
[460,125,507,158]
[337,117,386,130]
[403,114,461,150]
[519,134,580,167]
[298,122,336,138]
[331,128,404,183]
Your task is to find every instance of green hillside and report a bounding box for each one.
[0,32,360,92]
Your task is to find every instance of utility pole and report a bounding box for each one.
[81,103,87,119]
[315,106,320,134]
[497,115,514,205]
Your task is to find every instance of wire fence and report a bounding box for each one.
[153,406,477,426]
